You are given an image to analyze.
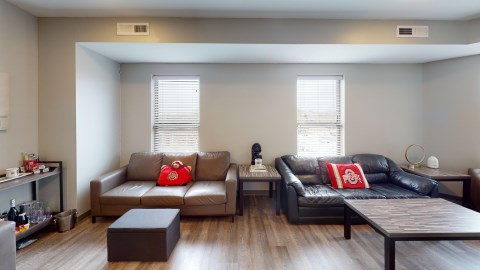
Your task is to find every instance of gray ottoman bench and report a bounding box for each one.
[107,209,180,261]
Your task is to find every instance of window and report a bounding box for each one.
[152,76,199,152]
[297,75,344,156]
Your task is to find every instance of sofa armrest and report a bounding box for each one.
[275,157,306,196]
[90,166,128,217]
[390,171,439,197]
[0,221,15,270]
[225,163,238,215]
[469,168,480,211]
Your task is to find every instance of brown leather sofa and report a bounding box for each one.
[0,221,16,270]
[469,168,480,211]
[90,151,237,222]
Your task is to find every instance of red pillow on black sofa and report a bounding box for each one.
[158,160,192,186]
[326,162,369,189]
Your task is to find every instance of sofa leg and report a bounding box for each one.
[231,215,235,223]
[92,216,96,223]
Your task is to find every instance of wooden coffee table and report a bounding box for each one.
[238,164,281,216]
[344,198,480,270]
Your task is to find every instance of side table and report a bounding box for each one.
[238,164,281,216]
[401,165,471,207]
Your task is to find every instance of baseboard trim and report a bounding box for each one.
[77,210,91,221]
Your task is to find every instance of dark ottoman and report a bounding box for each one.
[107,209,180,261]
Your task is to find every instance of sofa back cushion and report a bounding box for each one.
[282,155,318,174]
[317,156,353,184]
[195,151,230,181]
[351,154,390,184]
[282,155,322,185]
[127,152,164,181]
[162,153,198,180]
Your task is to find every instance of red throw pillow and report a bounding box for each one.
[158,160,192,186]
[326,162,369,189]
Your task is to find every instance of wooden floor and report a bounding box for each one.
[16,196,480,270]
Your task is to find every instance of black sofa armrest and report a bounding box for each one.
[275,157,306,196]
[390,171,439,197]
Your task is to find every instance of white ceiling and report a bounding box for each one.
[9,0,480,64]
[7,0,480,20]
[81,42,480,64]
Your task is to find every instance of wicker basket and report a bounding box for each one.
[55,209,77,232]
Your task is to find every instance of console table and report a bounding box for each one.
[0,161,63,241]
[401,165,471,207]
[237,164,281,216]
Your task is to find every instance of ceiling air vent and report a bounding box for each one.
[396,25,429,38]
[117,23,150,36]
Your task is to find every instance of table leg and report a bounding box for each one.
[344,205,351,239]
[239,181,244,216]
[31,182,37,201]
[385,238,395,270]
[463,178,471,207]
[269,182,273,198]
[275,181,280,215]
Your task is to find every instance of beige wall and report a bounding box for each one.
[35,17,477,212]
[0,1,38,210]
[76,45,121,215]
[38,17,473,45]
[121,63,423,191]
[423,55,480,196]
[468,18,480,43]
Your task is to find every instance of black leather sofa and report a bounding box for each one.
[275,154,439,224]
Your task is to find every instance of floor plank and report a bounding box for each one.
[16,196,480,270]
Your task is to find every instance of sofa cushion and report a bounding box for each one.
[282,155,319,175]
[326,163,369,189]
[282,155,323,185]
[127,152,164,181]
[100,181,156,205]
[163,153,198,180]
[351,154,389,174]
[334,188,386,200]
[195,151,230,181]
[184,181,226,205]
[318,156,353,184]
[350,154,393,184]
[369,183,427,199]
[297,175,323,185]
[298,185,344,207]
[141,183,193,206]
[364,172,390,184]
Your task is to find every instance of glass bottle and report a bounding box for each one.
[7,199,18,222]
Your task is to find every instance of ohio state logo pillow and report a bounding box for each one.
[326,162,369,189]
[158,160,192,186]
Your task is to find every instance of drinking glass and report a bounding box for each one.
[44,206,52,220]
[33,201,44,223]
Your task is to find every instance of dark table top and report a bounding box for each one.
[401,165,470,180]
[238,164,281,181]
[345,198,480,238]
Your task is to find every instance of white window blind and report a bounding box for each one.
[152,76,199,152]
[297,75,344,156]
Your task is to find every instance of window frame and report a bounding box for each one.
[296,75,345,157]
[151,75,200,152]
